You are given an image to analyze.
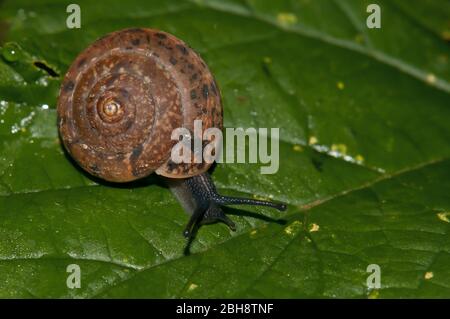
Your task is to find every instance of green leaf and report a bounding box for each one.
[0,0,449,298]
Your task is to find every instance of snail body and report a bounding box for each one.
[58,28,285,237]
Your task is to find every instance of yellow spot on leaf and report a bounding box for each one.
[253,194,271,201]
[437,212,450,223]
[354,34,364,43]
[424,272,434,280]
[442,30,450,41]
[309,136,318,145]
[284,220,302,236]
[277,12,298,26]
[331,143,348,155]
[309,223,320,232]
[250,230,258,237]
[263,56,272,64]
[368,290,379,299]
[426,73,436,84]
[293,145,303,152]
[188,283,198,291]
[337,81,345,90]
[355,154,364,163]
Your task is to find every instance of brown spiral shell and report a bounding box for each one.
[57,28,222,182]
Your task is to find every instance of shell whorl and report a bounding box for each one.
[57,28,223,182]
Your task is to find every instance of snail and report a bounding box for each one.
[57,28,286,238]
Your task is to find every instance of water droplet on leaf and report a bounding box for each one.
[2,42,23,62]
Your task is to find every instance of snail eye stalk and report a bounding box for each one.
[213,195,287,211]
[183,211,201,238]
